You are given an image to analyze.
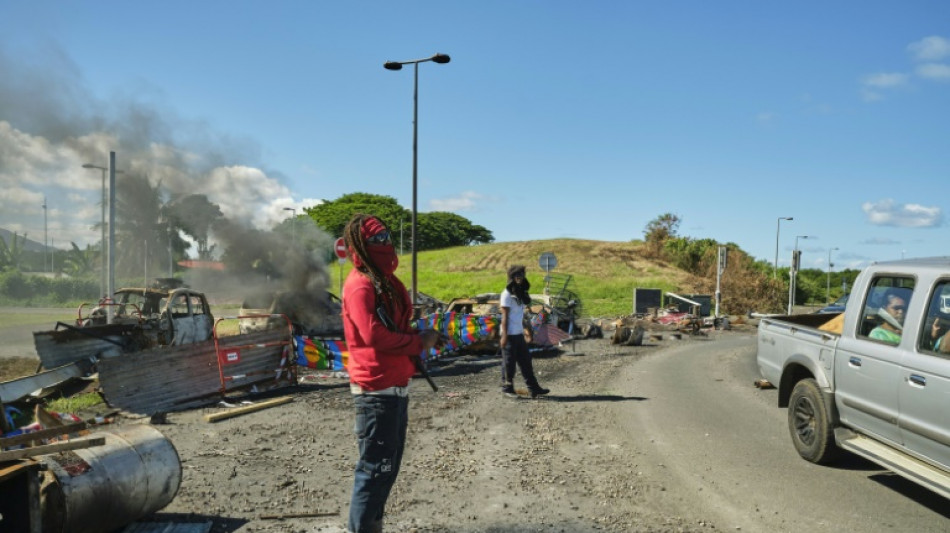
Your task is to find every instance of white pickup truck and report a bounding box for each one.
[757,258,950,498]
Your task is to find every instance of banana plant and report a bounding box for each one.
[0,231,26,272]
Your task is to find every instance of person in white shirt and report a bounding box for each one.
[499,265,550,398]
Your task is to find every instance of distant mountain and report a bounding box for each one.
[0,228,52,252]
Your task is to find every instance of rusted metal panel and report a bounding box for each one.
[214,328,295,391]
[33,323,137,369]
[98,341,221,414]
[99,329,294,415]
[0,362,89,404]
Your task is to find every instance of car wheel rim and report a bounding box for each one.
[793,396,816,446]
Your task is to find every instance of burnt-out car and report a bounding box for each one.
[239,290,343,336]
[34,279,215,369]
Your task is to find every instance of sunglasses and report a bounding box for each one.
[367,230,391,245]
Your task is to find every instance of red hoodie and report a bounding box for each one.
[342,269,422,390]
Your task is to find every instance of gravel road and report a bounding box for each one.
[140,327,756,533]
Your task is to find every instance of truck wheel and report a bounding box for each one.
[788,378,840,464]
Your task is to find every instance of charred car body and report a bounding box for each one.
[34,279,215,369]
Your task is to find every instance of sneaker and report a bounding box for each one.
[501,384,519,398]
[529,387,550,398]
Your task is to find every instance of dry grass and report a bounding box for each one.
[1,356,40,381]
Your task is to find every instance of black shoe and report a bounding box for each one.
[529,387,550,398]
[501,385,518,398]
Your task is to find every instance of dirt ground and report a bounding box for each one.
[1,310,757,532]
[122,324,756,533]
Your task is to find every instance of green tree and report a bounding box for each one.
[165,194,224,260]
[306,193,493,252]
[416,212,494,249]
[643,213,680,259]
[62,242,97,277]
[306,193,409,240]
[114,174,191,278]
[664,237,717,272]
[0,231,26,272]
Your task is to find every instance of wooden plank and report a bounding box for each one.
[259,511,338,520]
[0,437,105,462]
[204,396,293,423]
[0,422,88,449]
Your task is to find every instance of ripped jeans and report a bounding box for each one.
[349,393,409,533]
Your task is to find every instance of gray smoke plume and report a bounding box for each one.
[0,44,331,308]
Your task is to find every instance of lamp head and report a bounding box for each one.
[384,61,403,71]
[82,163,95,169]
[431,53,451,64]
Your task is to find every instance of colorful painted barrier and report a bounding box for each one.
[294,313,501,369]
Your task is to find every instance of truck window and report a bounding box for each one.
[189,294,206,316]
[170,294,191,317]
[857,276,915,345]
[919,280,950,356]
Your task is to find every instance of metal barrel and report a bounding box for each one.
[40,424,182,533]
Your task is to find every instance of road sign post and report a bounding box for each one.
[334,238,347,297]
[538,252,558,295]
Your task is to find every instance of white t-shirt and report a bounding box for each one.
[500,289,525,335]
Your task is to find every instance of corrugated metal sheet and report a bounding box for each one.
[33,323,133,369]
[0,361,88,403]
[99,340,221,414]
[215,328,294,391]
[99,329,294,415]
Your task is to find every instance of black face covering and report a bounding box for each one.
[507,278,531,306]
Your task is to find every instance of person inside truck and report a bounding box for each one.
[869,289,908,345]
[928,316,950,353]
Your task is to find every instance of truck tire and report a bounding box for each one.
[788,378,840,464]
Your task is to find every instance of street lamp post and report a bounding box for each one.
[283,207,296,246]
[788,235,812,314]
[827,247,839,304]
[384,52,451,307]
[774,216,793,278]
[42,197,48,272]
[83,163,124,298]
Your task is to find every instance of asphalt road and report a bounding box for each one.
[609,333,950,532]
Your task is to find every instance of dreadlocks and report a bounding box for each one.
[343,213,403,313]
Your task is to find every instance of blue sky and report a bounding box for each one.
[1,1,948,272]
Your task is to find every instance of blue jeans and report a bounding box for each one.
[349,393,409,533]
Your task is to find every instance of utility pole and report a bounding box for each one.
[715,245,727,318]
[42,197,48,272]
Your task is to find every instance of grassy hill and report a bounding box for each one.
[407,238,709,318]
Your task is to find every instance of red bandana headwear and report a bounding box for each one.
[350,217,398,276]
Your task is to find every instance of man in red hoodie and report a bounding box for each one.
[341,213,441,533]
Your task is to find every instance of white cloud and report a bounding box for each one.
[203,165,296,231]
[429,191,487,212]
[862,199,943,228]
[908,36,950,62]
[916,63,950,80]
[862,72,908,88]
[861,89,884,102]
[860,237,901,246]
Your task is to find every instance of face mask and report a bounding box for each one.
[368,244,398,275]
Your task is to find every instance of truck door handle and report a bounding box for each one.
[849,356,862,367]
[909,374,927,387]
